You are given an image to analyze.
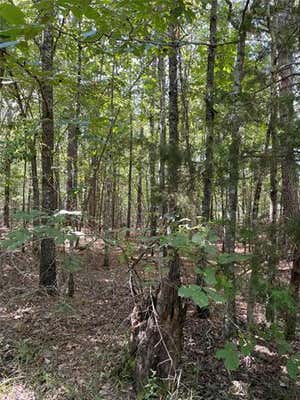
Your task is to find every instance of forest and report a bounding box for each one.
[0,0,299,399]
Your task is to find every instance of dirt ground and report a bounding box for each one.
[0,241,299,400]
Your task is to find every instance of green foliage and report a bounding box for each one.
[240,336,255,357]
[140,370,160,400]
[178,285,209,308]
[269,287,295,314]
[0,211,77,250]
[286,354,300,380]
[16,340,39,365]
[202,266,217,285]
[216,342,240,371]
[217,252,250,265]
[1,228,32,250]
[111,345,135,386]
[0,3,25,25]
[61,254,81,273]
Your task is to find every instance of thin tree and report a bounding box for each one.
[39,11,57,293]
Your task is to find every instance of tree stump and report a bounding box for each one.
[130,254,185,392]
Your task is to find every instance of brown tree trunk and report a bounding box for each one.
[223,1,256,336]
[274,0,300,339]
[65,27,81,296]
[136,128,143,229]
[39,17,57,293]
[202,0,217,221]
[158,55,167,220]
[3,153,11,229]
[149,114,157,238]
[126,110,133,238]
[103,171,112,268]
[131,16,185,391]
[179,51,195,192]
[197,0,218,319]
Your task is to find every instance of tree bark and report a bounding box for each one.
[136,128,143,229]
[274,0,300,339]
[126,110,133,238]
[197,0,218,320]
[202,0,217,221]
[66,24,81,296]
[131,17,185,391]
[223,1,254,336]
[39,18,57,293]
[179,51,195,192]
[3,152,11,229]
[158,55,167,220]
[149,114,157,237]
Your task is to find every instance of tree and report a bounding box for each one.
[274,0,300,339]
[39,7,57,293]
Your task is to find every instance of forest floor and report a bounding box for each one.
[0,237,299,400]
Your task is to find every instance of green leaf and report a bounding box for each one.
[218,253,250,265]
[191,232,205,246]
[287,355,300,380]
[62,254,81,273]
[13,209,44,221]
[241,339,255,356]
[205,287,225,303]
[203,266,217,285]
[0,4,25,25]
[0,228,31,250]
[83,6,99,20]
[178,285,209,308]
[216,342,240,371]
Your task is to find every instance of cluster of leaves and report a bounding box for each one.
[158,226,300,381]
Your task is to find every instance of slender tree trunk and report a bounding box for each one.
[3,154,11,229]
[274,0,300,339]
[267,126,278,321]
[136,128,143,229]
[202,0,217,221]
[65,24,81,296]
[88,155,98,225]
[30,133,40,214]
[149,114,157,237]
[251,130,271,223]
[223,2,254,336]
[179,51,195,192]
[39,18,57,293]
[266,8,279,322]
[158,55,167,220]
[197,0,218,319]
[103,171,112,268]
[126,110,133,238]
[112,162,117,233]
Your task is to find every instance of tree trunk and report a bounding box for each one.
[197,0,218,319]
[39,18,57,293]
[149,114,157,238]
[179,51,195,192]
[65,24,81,295]
[3,154,11,229]
[131,17,185,391]
[126,110,133,238]
[103,171,112,268]
[274,0,300,339]
[136,128,143,229]
[223,1,254,336]
[158,55,167,220]
[202,0,217,221]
